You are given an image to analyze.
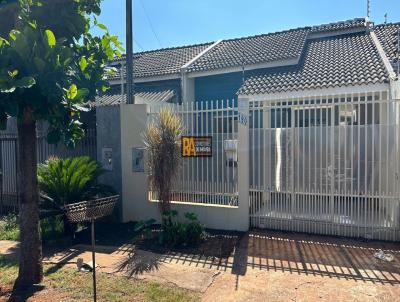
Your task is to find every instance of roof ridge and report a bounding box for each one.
[374,21,400,27]
[311,17,366,29]
[113,18,369,62]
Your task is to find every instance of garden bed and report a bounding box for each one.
[74,221,242,260]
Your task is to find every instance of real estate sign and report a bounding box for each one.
[181,136,212,157]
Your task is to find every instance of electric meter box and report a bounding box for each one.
[101,148,113,171]
[224,139,238,163]
[132,147,145,172]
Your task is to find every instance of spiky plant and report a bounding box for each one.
[37,156,112,208]
[143,107,183,224]
[38,156,114,235]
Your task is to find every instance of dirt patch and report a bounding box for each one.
[0,286,67,302]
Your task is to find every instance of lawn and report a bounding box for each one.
[0,256,200,302]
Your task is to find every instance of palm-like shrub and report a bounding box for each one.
[38,156,112,208]
[143,107,182,223]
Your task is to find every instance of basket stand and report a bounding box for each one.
[63,195,119,302]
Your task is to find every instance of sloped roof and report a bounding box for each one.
[187,18,369,73]
[186,28,310,72]
[238,32,388,95]
[310,18,367,33]
[107,18,398,95]
[110,18,372,79]
[94,87,176,106]
[110,42,212,79]
[374,22,400,69]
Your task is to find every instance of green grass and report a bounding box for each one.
[0,214,65,242]
[0,255,18,286]
[0,255,200,302]
[0,214,19,241]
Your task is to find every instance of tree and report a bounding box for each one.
[143,107,183,225]
[0,0,122,288]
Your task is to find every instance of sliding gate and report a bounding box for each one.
[249,91,400,241]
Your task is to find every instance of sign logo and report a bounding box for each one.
[181,136,212,157]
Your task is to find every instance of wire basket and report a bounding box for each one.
[63,195,119,223]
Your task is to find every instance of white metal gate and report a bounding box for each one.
[249,91,400,241]
[149,100,239,207]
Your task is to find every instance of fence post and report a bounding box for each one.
[237,97,250,231]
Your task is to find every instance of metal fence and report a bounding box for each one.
[0,128,97,215]
[249,91,400,241]
[148,100,239,207]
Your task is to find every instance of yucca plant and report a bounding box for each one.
[143,107,183,225]
[38,156,113,208]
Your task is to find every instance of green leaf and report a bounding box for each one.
[28,20,37,29]
[8,70,18,78]
[44,29,56,47]
[0,37,9,46]
[9,30,20,41]
[96,22,108,31]
[75,88,89,100]
[78,56,88,72]
[67,84,78,100]
[14,77,36,89]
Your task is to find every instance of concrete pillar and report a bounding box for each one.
[181,72,195,104]
[237,97,250,231]
[120,103,159,222]
[96,105,123,219]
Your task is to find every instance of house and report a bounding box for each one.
[97,18,399,107]
[95,17,400,241]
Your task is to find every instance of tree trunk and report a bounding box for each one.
[14,109,43,289]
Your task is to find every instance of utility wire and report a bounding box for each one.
[134,38,145,51]
[138,0,163,48]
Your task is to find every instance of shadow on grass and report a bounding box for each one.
[8,284,45,302]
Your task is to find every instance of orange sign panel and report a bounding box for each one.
[181,136,212,157]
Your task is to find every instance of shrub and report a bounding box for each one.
[41,216,64,242]
[134,218,157,239]
[0,214,65,242]
[0,214,19,240]
[37,156,114,208]
[37,156,115,236]
[159,210,205,247]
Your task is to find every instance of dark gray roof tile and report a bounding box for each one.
[374,22,400,68]
[187,28,310,72]
[238,32,388,95]
[110,43,213,79]
[311,18,367,32]
[94,86,176,106]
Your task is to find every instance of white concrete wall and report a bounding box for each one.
[120,104,159,222]
[120,103,250,231]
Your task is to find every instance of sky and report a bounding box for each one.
[92,0,400,52]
